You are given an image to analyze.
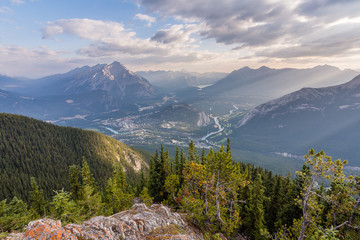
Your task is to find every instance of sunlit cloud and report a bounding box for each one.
[134,13,155,27]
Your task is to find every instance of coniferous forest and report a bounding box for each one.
[0,113,150,201]
[1,114,360,239]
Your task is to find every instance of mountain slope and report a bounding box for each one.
[231,74,360,165]
[0,74,24,91]
[0,89,47,117]
[0,113,149,201]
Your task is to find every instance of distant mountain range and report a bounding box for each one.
[231,74,360,166]
[196,65,359,114]
[136,70,226,91]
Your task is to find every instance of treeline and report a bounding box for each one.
[0,113,149,201]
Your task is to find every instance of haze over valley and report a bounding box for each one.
[1,61,360,175]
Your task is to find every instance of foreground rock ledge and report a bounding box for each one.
[10,203,203,240]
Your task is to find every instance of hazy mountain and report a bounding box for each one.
[0,74,24,91]
[231,74,360,166]
[0,113,150,200]
[197,65,359,113]
[0,89,47,118]
[136,70,227,91]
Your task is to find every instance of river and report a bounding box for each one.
[201,116,224,141]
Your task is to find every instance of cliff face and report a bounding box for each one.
[7,203,203,240]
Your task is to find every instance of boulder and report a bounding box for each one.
[17,203,202,240]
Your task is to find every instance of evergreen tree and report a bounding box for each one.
[69,165,81,201]
[188,141,198,163]
[179,148,186,186]
[201,148,206,165]
[148,150,166,202]
[139,187,153,207]
[106,164,133,213]
[226,138,231,153]
[243,174,268,239]
[29,177,46,217]
[0,197,31,232]
[174,147,180,176]
[79,159,103,217]
[81,157,94,186]
[51,189,82,224]
[181,145,248,236]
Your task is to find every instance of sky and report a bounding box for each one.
[1,0,360,78]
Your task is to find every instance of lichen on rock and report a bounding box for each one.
[16,203,202,240]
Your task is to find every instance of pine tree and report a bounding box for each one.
[29,177,46,217]
[188,141,198,163]
[226,138,231,153]
[69,165,81,201]
[243,174,268,239]
[201,148,206,165]
[174,147,180,176]
[79,158,103,217]
[148,150,165,202]
[106,164,133,213]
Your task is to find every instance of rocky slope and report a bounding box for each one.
[6,203,203,240]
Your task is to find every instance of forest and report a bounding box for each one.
[1,136,360,239]
[0,113,149,201]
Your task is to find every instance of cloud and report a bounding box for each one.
[134,13,155,26]
[139,0,360,60]
[0,44,75,78]
[42,18,217,65]
[0,6,11,13]
[11,0,24,5]
[151,24,199,45]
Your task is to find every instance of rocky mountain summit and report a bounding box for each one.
[5,203,204,240]
[36,61,156,100]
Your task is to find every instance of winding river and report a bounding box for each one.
[201,116,224,141]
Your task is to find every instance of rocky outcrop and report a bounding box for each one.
[16,203,203,240]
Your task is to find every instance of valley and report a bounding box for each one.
[2,62,360,175]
